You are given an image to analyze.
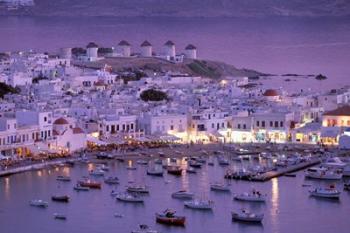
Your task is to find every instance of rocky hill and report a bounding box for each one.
[75,57,264,79]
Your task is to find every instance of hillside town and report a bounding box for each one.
[0,40,350,162]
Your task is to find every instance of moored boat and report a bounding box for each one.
[309,185,341,199]
[147,167,164,176]
[155,209,185,226]
[184,199,213,210]
[73,184,90,191]
[210,182,230,192]
[56,175,71,182]
[116,192,144,203]
[234,189,266,202]
[78,180,102,189]
[171,190,194,199]
[127,185,149,194]
[232,209,264,223]
[104,176,119,185]
[30,199,48,208]
[167,166,182,176]
[344,182,350,191]
[89,169,105,177]
[305,167,342,180]
[54,213,67,220]
[51,195,70,202]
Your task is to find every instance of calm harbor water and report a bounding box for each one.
[0,16,350,91]
[0,157,350,233]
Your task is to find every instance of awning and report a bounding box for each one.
[321,127,340,138]
[87,135,108,145]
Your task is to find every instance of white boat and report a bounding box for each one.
[210,183,230,192]
[56,175,71,182]
[147,167,164,176]
[89,169,105,176]
[73,184,90,191]
[184,199,213,210]
[309,185,341,199]
[116,193,144,203]
[171,190,194,199]
[127,185,149,194]
[104,176,119,184]
[30,200,48,208]
[131,224,158,233]
[322,157,347,168]
[54,213,67,220]
[234,190,266,202]
[97,164,110,171]
[305,167,343,180]
[232,209,264,223]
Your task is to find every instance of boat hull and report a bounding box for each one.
[156,214,185,226]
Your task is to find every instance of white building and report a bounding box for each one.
[117,40,131,57]
[140,40,152,57]
[185,44,197,59]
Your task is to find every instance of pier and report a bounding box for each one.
[252,158,322,182]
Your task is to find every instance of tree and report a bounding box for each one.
[0,82,20,98]
[140,89,168,102]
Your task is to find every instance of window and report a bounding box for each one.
[106,125,109,132]
[262,121,265,128]
[44,117,47,122]
[270,121,273,127]
[130,124,134,130]
[238,124,241,129]
[170,125,174,130]
[221,122,225,128]
[212,123,215,128]
[243,124,246,129]
[256,121,260,127]
[280,121,284,127]
[274,121,278,128]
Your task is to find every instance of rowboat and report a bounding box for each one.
[54,213,67,220]
[78,181,101,189]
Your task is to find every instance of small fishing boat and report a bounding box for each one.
[155,209,185,226]
[89,169,105,177]
[73,184,90,191]
[116,193,144,203]
[232,209,264,223]
[127,185,149,194]
[51,195,70,202]
[171,190,194,199]
[234,189,266,202]
[56,175,71,182]
[184,199,213,210]
[104,176,119,185]
[186,167,197,174]
[30,199,48,208]
[147,167,164,176]
[54,213,67,220]
[78,181,102,189]
[131,224,158,233]
[167,166,182,176]
[210,183,230,192]
[309,185,341,199]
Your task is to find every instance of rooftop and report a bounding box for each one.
[323,105,350,116]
